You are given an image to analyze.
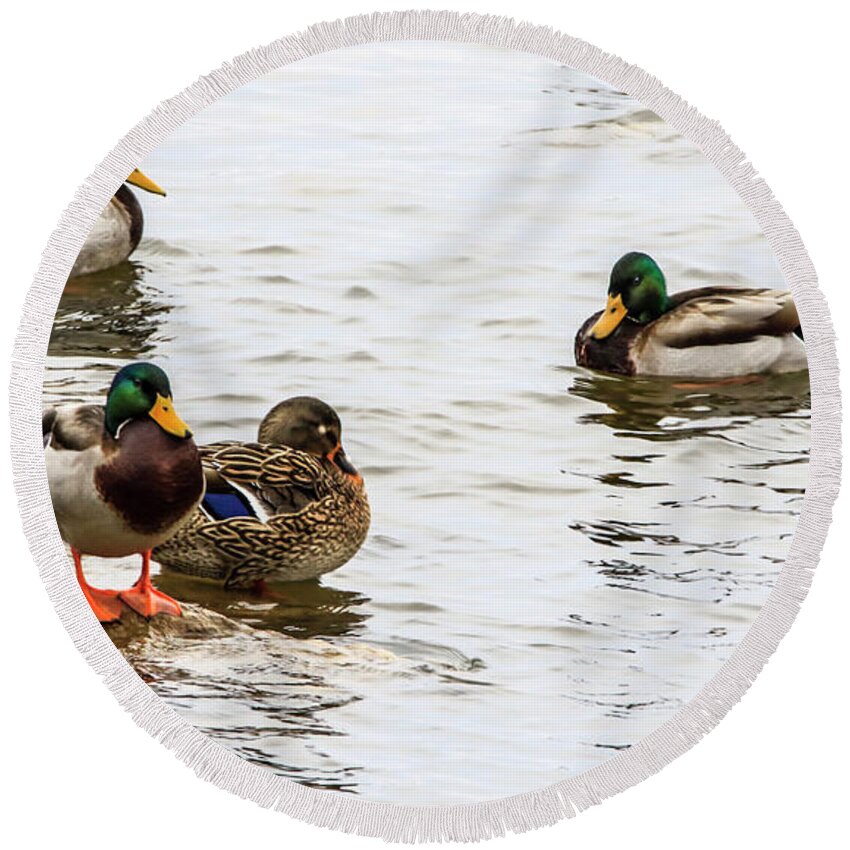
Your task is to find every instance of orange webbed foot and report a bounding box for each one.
[82,585,125,623]
[119,582,182,619]
[72,547,124,623]
[118,550,182,619]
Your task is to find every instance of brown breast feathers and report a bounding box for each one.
[574,311,639,376]
[95,418,203,536]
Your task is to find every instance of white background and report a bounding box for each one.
[1,2,847,847]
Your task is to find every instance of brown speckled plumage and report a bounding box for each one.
[153,440,370,587]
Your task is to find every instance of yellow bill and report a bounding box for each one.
[149,394,192,438]
[590,293,628,340]
[126,168,167,196]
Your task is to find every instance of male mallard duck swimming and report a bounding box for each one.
[44,363,204,622]
[153,397,370,589]
[69,169,166,278]
[575,252,806,378]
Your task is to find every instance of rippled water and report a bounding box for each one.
[44,43,809,805]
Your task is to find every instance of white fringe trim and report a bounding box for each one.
[9,10,841,843]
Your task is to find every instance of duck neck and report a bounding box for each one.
[629,279,670,324]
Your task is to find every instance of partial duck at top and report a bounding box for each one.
[575,252,807,379]
[70,169,166,278]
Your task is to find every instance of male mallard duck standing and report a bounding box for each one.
[575,252,806,378]
[154,397,370,589]
[44,363,204,622]
[69,169,166,278]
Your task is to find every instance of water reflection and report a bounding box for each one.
[48,261,171,359]
[107,604,372,792]
[155,573,370,639]
[566,366,809,618]
[568,369,810,440]
[591,557,777,604]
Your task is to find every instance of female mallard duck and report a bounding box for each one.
[44,363,204,622]
[69,169,166,278]
[575,252,807,378]
[153,397,370,589]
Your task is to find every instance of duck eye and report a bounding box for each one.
[633,276,641,284]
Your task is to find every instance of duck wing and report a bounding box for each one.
[43,404,105,450]
[651,287,800,348]
[198,441,330,520]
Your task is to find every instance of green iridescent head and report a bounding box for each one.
[590,252,671,339]
[104,362,191,440]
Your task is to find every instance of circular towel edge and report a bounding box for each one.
[8,9,842,843]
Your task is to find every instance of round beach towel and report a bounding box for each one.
[12,11,839,842]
